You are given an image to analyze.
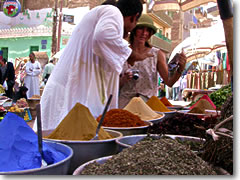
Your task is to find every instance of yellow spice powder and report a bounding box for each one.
[123,97,162,121]
[146,96,171,112]
[45,103,112,141]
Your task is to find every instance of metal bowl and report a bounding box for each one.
[102,121,152,136]
[73,155,112,175]
[73,149,230,175]
[144,112,165,124]
[156,109,177,119]
[115,134,205,152]
[42,129,122,175]
[167,105,184,110]
[177,109,221,119]
[0,141,73,175]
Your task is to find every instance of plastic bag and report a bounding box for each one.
[3,80,8,90]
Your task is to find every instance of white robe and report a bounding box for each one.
[36,5,132,131]
[24,61,41,98]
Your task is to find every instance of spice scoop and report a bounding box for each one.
[91,94,113,140]
[36,103,48,167]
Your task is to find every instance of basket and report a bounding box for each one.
[11,108,32,122]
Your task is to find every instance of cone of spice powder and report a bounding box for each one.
[190,95,216,110]
[124,97,162,121]
[189,99,215,112]
[146,96,171,112]
[160,96,173,107]
[46,103,112,141]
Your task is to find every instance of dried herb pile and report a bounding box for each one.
[79,137,217,175]
[200,94,233,174]
[147,112,217,138]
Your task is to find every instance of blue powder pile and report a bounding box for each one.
[0,112,67,172]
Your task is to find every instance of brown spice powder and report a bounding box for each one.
[45,103,112,141]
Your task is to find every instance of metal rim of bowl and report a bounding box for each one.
[143,112,165,123]
[177,109,221,116]
[102,121,152,130]
[0,141,74,175]
[155,109,177,114]
[73,155,113,175]
[43,129,123,144]
[115,134,206,149]
[143,112,165,121]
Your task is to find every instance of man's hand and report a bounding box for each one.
[128,50,154,66]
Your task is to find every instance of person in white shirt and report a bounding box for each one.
[37,0,152,131]
[42,59,55,84]
[24,53,41,99]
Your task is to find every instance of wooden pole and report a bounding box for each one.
[51,0,58,56]
[216,0,233,79]
[57,0,63,52]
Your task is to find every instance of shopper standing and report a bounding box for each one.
[24,53,41,98]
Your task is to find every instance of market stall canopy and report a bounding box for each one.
[150,0,217,12]
[169,20,226,62]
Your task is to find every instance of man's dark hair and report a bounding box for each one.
[101,0,116,5]
[19,86,28,92]
[116,0,143,19]
[2,58,7,63]
[29,52,35,57]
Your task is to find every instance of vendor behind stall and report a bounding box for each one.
[13,86,28,103]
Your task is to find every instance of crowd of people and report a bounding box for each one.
[0,50,55,103]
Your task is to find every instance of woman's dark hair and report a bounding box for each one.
[116,0,143,19]
[129,28,152,48]
[101,0,116,5]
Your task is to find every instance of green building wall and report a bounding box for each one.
[0,35,69,63]
[0,36,52,61]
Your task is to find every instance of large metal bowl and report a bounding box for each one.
[0,141,73,175]
[73,152,230,175]
[73,155,112,175]
[43,129,122,175]
[115,134,205,152]
[102,121,152,136]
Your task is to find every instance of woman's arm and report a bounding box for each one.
[157,50,186,87]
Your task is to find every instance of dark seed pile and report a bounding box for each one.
[79,138,217,175]
[147,113,217,138]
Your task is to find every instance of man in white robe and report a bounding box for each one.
[24,53,41,98]
[38,0,152,131]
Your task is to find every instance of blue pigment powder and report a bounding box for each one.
[0,112,67,172]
